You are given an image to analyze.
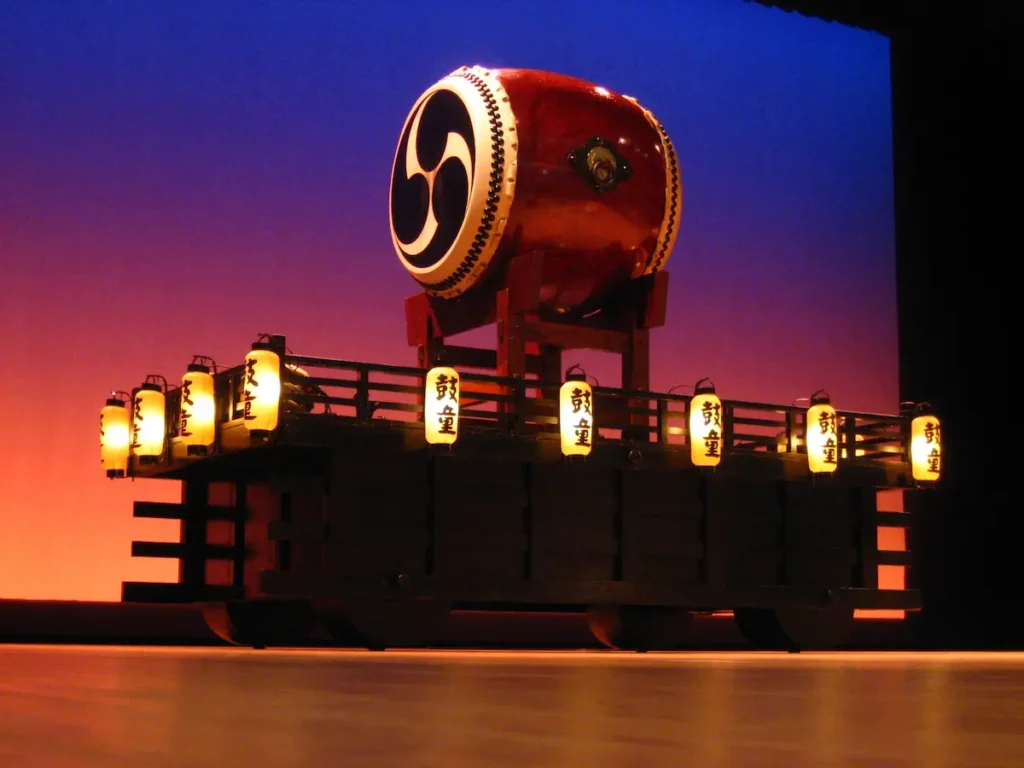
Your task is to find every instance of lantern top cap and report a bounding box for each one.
[251,333,286,353]
[139,381,162,392]
[564,364,588,383]
[189,355,216,372]
[911,401,936,417]
[809,389,831,406]
[694,377,716,395]
[104,397,125,408]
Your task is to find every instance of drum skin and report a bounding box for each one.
[389,65,683,314]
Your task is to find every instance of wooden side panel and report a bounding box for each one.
[708,478,784,587]
[620,470,703,584]
[277,478,329,580]
[530,463,617,582]
[205,481,237,587]
[244,483,278,597]
[328,452,431,579]
[783,483,859,590]
[433,458,527,583]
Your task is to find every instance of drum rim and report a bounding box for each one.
[388,65,518,299]
[622,94,683,277]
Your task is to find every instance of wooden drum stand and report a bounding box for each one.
[405,251,670,438]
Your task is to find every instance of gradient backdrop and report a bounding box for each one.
[0,0,900,602]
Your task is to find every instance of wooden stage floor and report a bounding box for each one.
[1,646,1022,767]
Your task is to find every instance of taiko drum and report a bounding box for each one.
[389,65,683,314]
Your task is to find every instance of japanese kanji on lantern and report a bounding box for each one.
[689,378,723,467]
[805,390,839,474]
[424,366,460,445]
[559,368,594,457]
[131,377,167,465]
[99,394,130,478]
[910,403,941,482]
[179,358,216,456]
[242,341,282,436]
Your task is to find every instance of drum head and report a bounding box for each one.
[389,66,518,298]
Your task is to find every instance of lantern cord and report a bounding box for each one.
[667,384,693,395]
[190,355,219,372]
[564,363,586,379]
[809,389,830,403]
[144,374,169,392]
[903,400,933,416]
[694,377,715,391]
[792,396,811,406]
[254,333,296,357]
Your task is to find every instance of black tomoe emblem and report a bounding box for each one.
[390,90,476,269]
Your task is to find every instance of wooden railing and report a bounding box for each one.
[151,354,909,466]
[271,354,910,464]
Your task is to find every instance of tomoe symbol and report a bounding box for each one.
[390,89,476,269]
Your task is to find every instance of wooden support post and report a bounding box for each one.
[232,482,248,591]
[179,479,209,590]
[406,293,444,420]
[621,325,650,442]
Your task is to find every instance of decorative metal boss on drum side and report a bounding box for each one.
[388,65,683,314]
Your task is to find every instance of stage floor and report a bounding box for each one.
[1,646,1022,767]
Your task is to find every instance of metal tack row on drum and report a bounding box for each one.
[388,65,683,314]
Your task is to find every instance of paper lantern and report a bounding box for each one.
[689,378,723,467]
[242,345,282,434]
[180,362,216,456]
[131,382,166,463]
[99,397,130,478]
[805,390,839,474]
[910,407,941,482]
[560,373,594,457]
[424,366,460,445]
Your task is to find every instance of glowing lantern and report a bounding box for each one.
[99,395,130,478]
[424,366,460,444]
[243,343,282,435]
[180,359,216,456]
[689,378,723,467]
[559,369,594,457]
[910,405,941,482]
[805,390,839,474]
[131,381,167,463]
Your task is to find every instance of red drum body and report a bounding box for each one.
[389,66,683,314]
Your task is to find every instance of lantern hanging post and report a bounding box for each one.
[424,366,461,445]
[689,377,723,468]
[805,389,839,475]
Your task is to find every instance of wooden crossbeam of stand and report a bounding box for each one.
[125,481,250,604]
[405,251,669,440]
